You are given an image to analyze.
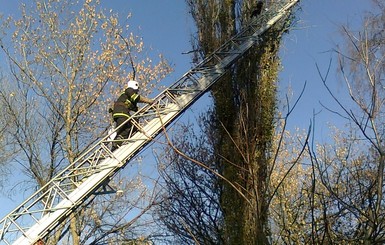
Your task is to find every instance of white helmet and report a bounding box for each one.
[127,80,139,90]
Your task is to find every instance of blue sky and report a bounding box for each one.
[0,0,375,226]
[278,0,373,134]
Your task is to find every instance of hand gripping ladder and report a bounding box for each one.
[0,1,298,244]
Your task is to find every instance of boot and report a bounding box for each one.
[111,135,124,151]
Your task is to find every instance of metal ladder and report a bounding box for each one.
[0,1,298,244]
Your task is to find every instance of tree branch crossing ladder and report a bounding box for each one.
[0,1,298,244]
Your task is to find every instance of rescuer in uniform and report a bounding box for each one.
[111,80,154,150]
[251,1,264,18]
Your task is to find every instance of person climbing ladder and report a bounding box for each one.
[111,80,154,151]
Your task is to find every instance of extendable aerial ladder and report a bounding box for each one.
[0,1,298,244]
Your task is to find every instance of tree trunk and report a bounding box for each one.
[187,1,286,243]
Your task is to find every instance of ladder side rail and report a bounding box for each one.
[12,159,122,245]
[0,144,114,243]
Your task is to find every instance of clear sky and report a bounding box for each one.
[278,0,373,134]
[0,0,375,227]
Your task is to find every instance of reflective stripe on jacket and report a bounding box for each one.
[112,112,130,118]
[113,87,140,117]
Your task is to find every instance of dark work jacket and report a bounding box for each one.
[112,88,140,118]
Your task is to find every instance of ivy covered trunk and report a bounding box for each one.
[187,1,287,243]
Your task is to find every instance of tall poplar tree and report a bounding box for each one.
[157,1,295,244]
